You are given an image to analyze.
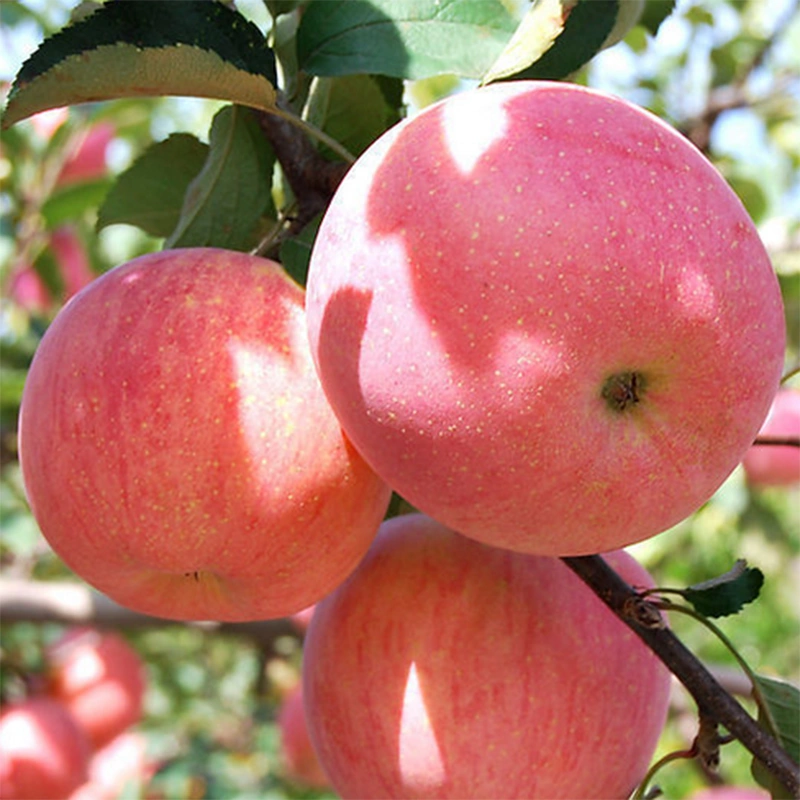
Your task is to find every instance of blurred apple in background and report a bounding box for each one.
[0,696,91,800]
[67,731,154,800]
[277,685,329,790]
[742,387,800,487]
[46,628,146,750]
[7,228,93,314]
[56,122,114,186]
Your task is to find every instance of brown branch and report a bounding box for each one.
[752,436,800,447]
[250,98,349,238]
[562,555,800,797]
[0,579,299,650]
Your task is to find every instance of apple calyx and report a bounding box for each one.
[602,370,646,413]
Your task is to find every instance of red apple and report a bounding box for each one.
[278,685,330,789]
[18,247,391,621]
[67,731,153,800]
[0,697,91,800]
[56,123,114,186]
[302,513,671,799]
[742,387,800,487]
[305,80,785,556]
[46,628,146,749]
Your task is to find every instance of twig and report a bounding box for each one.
[561,555,800,797]
[0,579,299,650]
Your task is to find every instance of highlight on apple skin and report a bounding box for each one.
[18,247,392,622]
[302,513,672,799]
[306,79,786,557]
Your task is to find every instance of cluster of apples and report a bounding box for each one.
[0,628,149,799]
[17,81,788,797]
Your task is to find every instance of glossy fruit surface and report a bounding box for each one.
[306,80,785,555]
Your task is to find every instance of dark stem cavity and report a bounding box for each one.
[602,370,645,413]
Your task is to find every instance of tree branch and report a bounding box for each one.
[250,97,350,238]
[562,555,799,797]
[0,579,299,650]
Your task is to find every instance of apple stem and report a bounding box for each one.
[561,555,800,797]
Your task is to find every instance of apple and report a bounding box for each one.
[277,685,330,789]
[741,387,800,487]
[19,247,391,621]
[49,227,95,302]
[305,80,786,557]
[0,697,91,800]
[56,122,114,186]
[7,264,51,314]
[302,513,671,799]
[7,228,93,314]
[46,627,146,749]
[67,731,153,800]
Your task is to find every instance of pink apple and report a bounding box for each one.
[302,513,671,798]
[56,123,114,186]
[278,685,330,789]
[19,247,391,621]
[49,227,95,302]
[7,264,51,314]
[742,388,800,487]
[305,80,785,556]
[0,697,91,800]
[46,628,146,749]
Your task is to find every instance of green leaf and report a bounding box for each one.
[484,0,619,83]
[639,0,677,37]
[683,560,765,618]
[2,0,277,129]
[40,179,113,229]
[303,74,402,158]
[751,674,800,797]
[296,0,517,80]
[166,105,276,252]
[280,214,323,288]
[97,134,209,238]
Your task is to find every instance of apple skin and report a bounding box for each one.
[741,388,800,487]
[302,513,671,799]
[0,697,91,800]
[46,628,146,749]
[19,247,391,621]
[306,80,786,556]
[278,685,330,789]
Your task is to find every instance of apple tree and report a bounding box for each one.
[0,0,798,798]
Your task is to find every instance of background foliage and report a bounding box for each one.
[1,0,798,797]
